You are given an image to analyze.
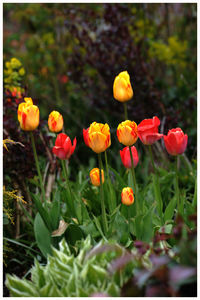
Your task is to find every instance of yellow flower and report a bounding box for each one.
[17,97,39,131]
[90,168,104,186]
[48,111,63,133]
[88,122,111,153]
[117,120,138,146]
[113,71,133,102]
[121,187,134,206]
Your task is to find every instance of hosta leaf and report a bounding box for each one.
[5,274,39,297]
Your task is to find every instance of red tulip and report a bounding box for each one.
[164,128,188,156]
[138,116,163,145]
[52,133,76,160]
[83,127,89,147]
[120,146,139,168]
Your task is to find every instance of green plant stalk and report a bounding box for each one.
[104,151,116,211]
[193,178,197,208]
[148,145,163,220]
[129,146,138,214]
[61,159,75,216]
[98,153,108,234]
[123,102,128,120]
[175,156,180,214]
[30,132,46,204]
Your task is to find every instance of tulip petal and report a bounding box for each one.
[55,133,68,147]
[70,137,77,156]
[89,132,107,153]
[145,133,163,145]
[83,128,89,147]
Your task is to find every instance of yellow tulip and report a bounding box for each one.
[17,97,39,131]
[113,71,133,102]
[121,187,134,206]
[117,120,138,146]
[90,168,104,186]
[88,122,111,153]
[48,111,63,133]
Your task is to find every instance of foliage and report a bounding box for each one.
[6,236,127,297]
[6,212,197,297]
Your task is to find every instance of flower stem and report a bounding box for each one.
[129,146,138,214]
[148,145,163,221]
[104,151,116,211]
[175,155,180,214]
[30,132,46,203]
[123,102,128,120]
[61,159,74,216]
[98,153,108,235]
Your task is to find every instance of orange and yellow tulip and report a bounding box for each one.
[17,97,39,131]
[48,111,63,133]
[121,187,134,206]
[117,120,138,146]
[90,168,104,186]
[113,71,133,102]
[83,122,111,153]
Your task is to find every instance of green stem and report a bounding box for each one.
[123,102,128,120]
[61,160,75,216]
[193,178,197,208]
[148,145,163,221]
[148,145,156,174]
[104,151,116,211]
[129,146,138,214]
[175,156,180,214]
[98,153,108,234]
[30,132,46,203]
[127,207,130,234]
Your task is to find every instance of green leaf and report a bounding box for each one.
[164,196,176,222]
[49,196,60,230]
[31,193,53,231]
[64,224,84,246]
[34,213,52,258]
[5,274,39,297]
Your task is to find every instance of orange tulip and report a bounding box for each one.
[117,120,138,146]
[113,71,133,102]
[83,122,111,153]
[121,187,134,206]
[17,97,39,131]
[48,111,63,132]
[90,168,104,186]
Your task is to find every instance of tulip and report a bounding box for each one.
[113,71,133,102]
[17,97,39,131]
[117,120,138,146]
[90,168,104,186]
[164,128,188,156]
[83,122,111,153]
[120,146,139,169]
[52,133,76,160]
[138,116,163,145]
[48,111,63,133]
[121,187,134,206]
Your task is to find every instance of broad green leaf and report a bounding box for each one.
[34,213,52,258]
[164,196,176,222]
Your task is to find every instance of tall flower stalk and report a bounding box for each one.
[30,132,46,204]
[129,146,138,214]
[104,150,116,211]
[98,153,108,234]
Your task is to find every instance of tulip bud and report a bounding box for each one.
[164,128,188,156]
[121,187,134,206]
[120,146,139,169]
[84,122,111,153]
[52,133,76,160]
[90,168,104,186]
[17,97,39,131]
[117,120,138,146]
[48,111,63,132]
[113,71,133,102]
[138,116,163,145]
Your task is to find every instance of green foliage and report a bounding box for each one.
[6,236,128,297]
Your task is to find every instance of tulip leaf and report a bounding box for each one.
[34,213,52,258]
[164,196,176,222]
